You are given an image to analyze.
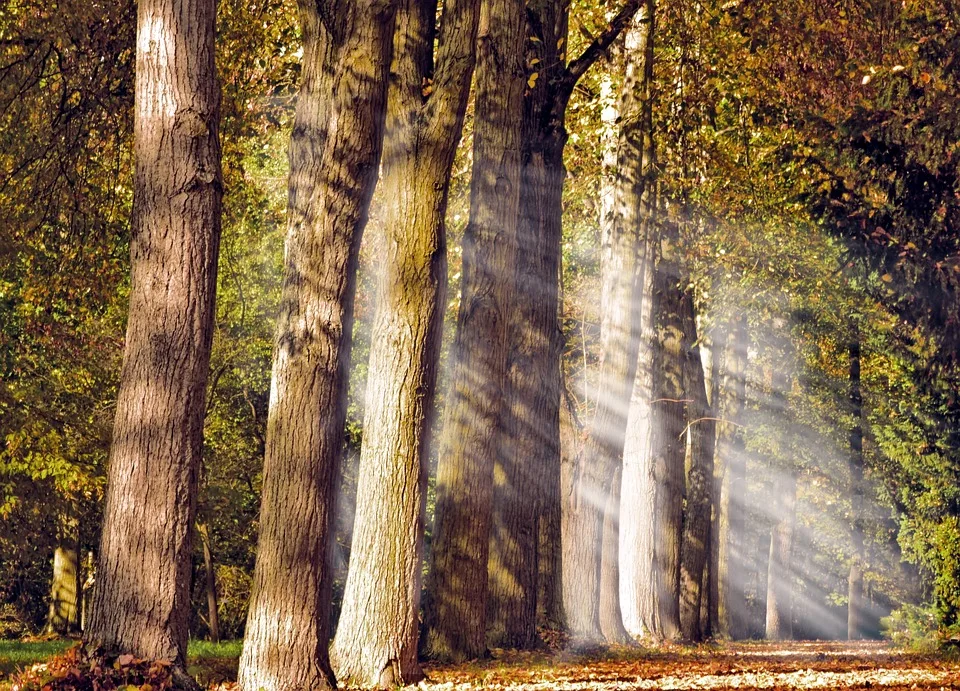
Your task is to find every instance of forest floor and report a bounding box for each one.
[3,639,960,689]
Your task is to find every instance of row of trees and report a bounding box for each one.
[2,0,959,688]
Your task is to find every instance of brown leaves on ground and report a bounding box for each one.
[417,641,960,690]
[9,644,178,691]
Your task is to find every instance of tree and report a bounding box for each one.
[847,330,866,639]
[329,0,480,683]
[679,286,716,642]
[237,2,398,688]
[84,0,222,681]
[424,0,526,661]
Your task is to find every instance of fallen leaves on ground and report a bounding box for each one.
[415,641,960,690]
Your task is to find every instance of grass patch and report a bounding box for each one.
[0,639,75,678]
[0,638,242,685]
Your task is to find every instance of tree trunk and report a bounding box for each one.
[45,542,79,635]
[679,289,716,642]
[646,216,686,641]
[847,332,865,640]
[329,0,479,683]
[198,523,220,644]
[238,3,396,689]
[765,470,797,641]
[716,314,749,639]
[85,0,221,677]
[424,0,526,662]
[707,325,725,636]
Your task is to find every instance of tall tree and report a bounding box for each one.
[645,215,687,641]
[716,314,749,639]
[329,0,481,683]
[424,0,527,662]
[84,0,222,680]
[237,2,397,689]
[679,288,716,642]
[589,5,655,646]
[847,330,866,640]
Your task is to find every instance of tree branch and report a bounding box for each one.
[564,0,645,87]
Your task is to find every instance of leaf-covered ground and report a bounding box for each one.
[416,642,960,690]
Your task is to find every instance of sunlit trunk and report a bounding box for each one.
[45,535,79,635]
[847,332,865,640]
[238,3,396,688]
[765,470,797,641]
[85,0,221,680]
[717,315,749,639]
[424,0,526,661]
[679,289,716,642]
[330,0,480,683]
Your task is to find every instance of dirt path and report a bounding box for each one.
[418,641,960,690]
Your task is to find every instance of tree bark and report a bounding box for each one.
[765,470,797,641]
[617,1,657,640]
[847,331,865,640]
[424,0,526,662]
[646,216,686,641]
[238,3,396,689]
[707,325,725,636]
[329,0,479,684]
[198,523,220,644]
[85,0,221,678]
[679,289,715,642]
[716,314,749,639]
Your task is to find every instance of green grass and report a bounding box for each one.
[0,639,75,678]
[0,638,243,684]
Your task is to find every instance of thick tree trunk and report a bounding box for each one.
[679,290,716,642]
[646,217,686,641]
[46,542,79,635]
[424,0,526,662]
[85,0,221,677]
[617,1,657,640]
[198,523,220,644]
[847,333,865,640]
[716,315,749,639]
[765,470,797,641]
[329,0,479,684]
[238,3,396,689]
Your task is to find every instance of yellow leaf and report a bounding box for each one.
[528,72,539,88]
[881,273,893,283]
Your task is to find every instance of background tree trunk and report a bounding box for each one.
[85,0,221,677]
[707,324,725,635]
[329,0,479,683]
[45,541,79,635]
[424,0,526,661]
[716,314,749,639]
[679,289,715,642]
[765,470,797,641]
[198,523,220,644]
[238,3,396,689]
[847,331,865,640]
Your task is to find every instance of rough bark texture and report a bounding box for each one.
[424,0,526,662]
[46,544,79,635]
[646,217,686,641]
[617,1,657,640]
[679,289,716,642]
[765,470,797,641]
[847,333,865,640]
[591,4,657,646]
[716,315,749,639]
[238,3,396,689]
[329,0,479,684]
[85,0,221,676]
[198,523,220,643]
